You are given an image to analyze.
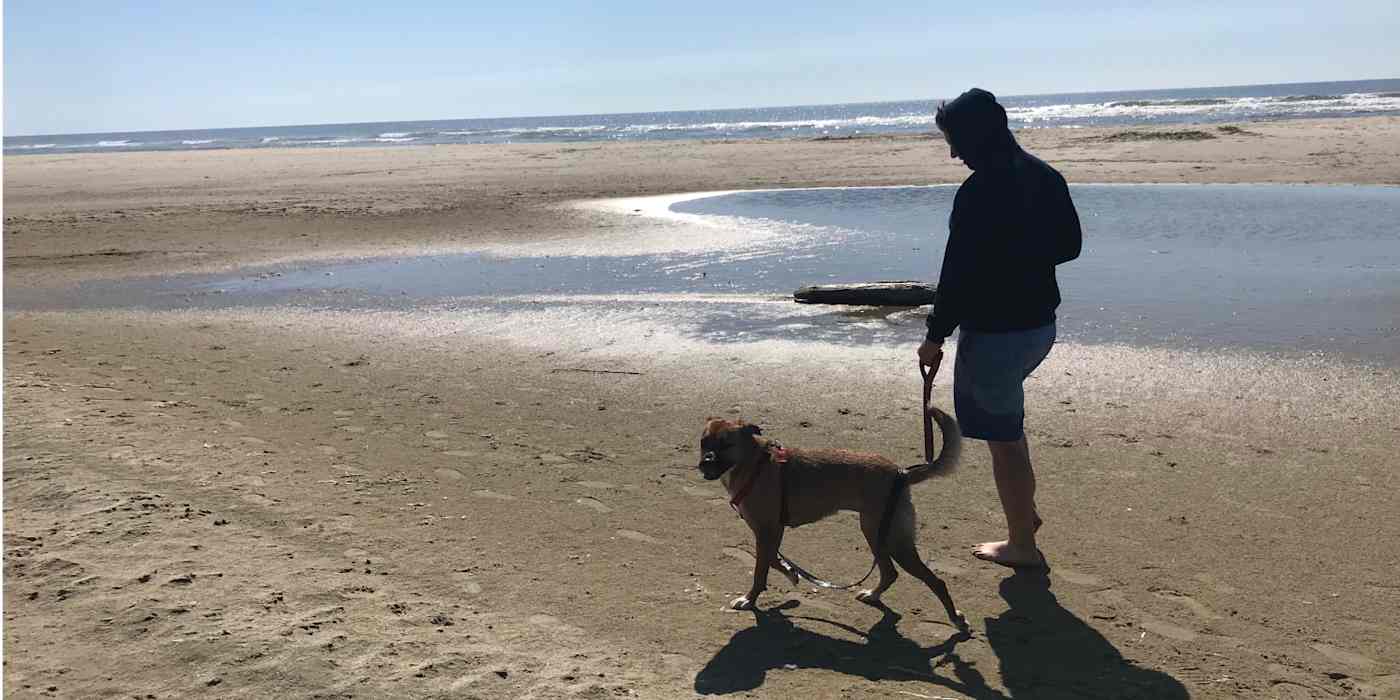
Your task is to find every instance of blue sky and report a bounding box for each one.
[4,1,1398,135]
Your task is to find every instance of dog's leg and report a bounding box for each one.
[892,541,968,631]
[854,509,899,605]
[731,525,782,610]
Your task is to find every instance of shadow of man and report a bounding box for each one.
[694,599,1001,697]
[986,571,1190,699]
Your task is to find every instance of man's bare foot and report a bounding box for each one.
[972,540,1045,568]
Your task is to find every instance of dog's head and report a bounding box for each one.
[698,417,765,480]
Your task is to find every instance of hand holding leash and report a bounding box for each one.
[917,339,943,381]
[919,356,938,465]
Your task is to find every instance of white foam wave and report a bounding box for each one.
[377,132,412,138]
[53,140,142,149]
[182,139,215,145]
[7,143,58,150]
[374,136,416,142]
[261,136,281,143]
[1009,92,1400,124]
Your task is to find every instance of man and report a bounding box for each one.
[917,88,1082,568]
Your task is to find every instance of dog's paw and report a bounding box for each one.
[728,596,756,611]
[855,589,882,605]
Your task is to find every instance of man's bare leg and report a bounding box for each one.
[973,436,1044,566]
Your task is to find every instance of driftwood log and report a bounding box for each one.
[793,281,936,306]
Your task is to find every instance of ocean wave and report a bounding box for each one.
[51,140,142,149]
[377,132,413,138]
[1108,98,1230,107]
[6,143,58,150]
[1011,91,1400,123]
[620,114,938,134]
[374,136,416,142]
[261,136,281,143]
[182,139,216,145]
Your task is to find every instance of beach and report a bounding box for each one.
[5,116,1400,698]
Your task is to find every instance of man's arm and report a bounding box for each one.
[1051,175,1082,265]
[925,196,971,342]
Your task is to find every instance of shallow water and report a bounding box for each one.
[8,184,1399,365]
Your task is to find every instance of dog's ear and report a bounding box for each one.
[742,424,762,437]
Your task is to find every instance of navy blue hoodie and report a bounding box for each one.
[925,88,1082,341]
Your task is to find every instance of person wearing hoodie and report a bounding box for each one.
[917,88,1082,569]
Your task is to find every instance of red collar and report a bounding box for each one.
[729,446,788,509]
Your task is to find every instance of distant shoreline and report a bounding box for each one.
[7,78,1399,156]
[6,115,1399,291]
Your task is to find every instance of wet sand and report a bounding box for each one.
[6,117,1400,698]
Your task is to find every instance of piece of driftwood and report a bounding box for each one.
[793,281,936,306]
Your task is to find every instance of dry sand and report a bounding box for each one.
[5,117,1400,698]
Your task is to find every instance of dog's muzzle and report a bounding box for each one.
[699,451,729,480]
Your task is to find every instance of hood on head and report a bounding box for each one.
[936,88,1015,168]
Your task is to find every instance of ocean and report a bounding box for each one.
[5,78,1399,156]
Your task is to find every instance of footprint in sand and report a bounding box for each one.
[528,613,583,635]
[425,430,449,439]
[722,547,755,566]
[341,425,367,433]
[915,620,967,637]
[315,445,338,455]
[1139,616,1199,642]
[616,530,659,544]
[1309,643,1378,670]
[1192,572,1238,595]
[794,597,840,615]
[576,481,614,489]
[451,571,483,595]
[441,450,475,458]
[659,653,696,679]
[1154,590,1222,621]
[333,410,354,417]
[472,490,516,501]
[434,468,464,481]
[683,485,722,499]
[1053,567,1103,587]
[576,497,612,513]
[929,558,968,576]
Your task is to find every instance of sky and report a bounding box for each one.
[4,0,1399,135]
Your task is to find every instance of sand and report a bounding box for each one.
[5,117,1400,698]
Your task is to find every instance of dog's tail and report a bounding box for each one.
[906,406,961,485]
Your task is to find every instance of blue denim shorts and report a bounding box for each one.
[953,322,1056,442]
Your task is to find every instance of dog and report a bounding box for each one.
[698,408,967,630]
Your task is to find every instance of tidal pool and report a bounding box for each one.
[10,184,1399,364]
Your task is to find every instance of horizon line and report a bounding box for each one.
[6,75,1398,140]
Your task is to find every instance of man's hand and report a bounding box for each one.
[918,339,944,378]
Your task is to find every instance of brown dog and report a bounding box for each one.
[698,409,966,630]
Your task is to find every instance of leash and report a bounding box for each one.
[731,362,937,591]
